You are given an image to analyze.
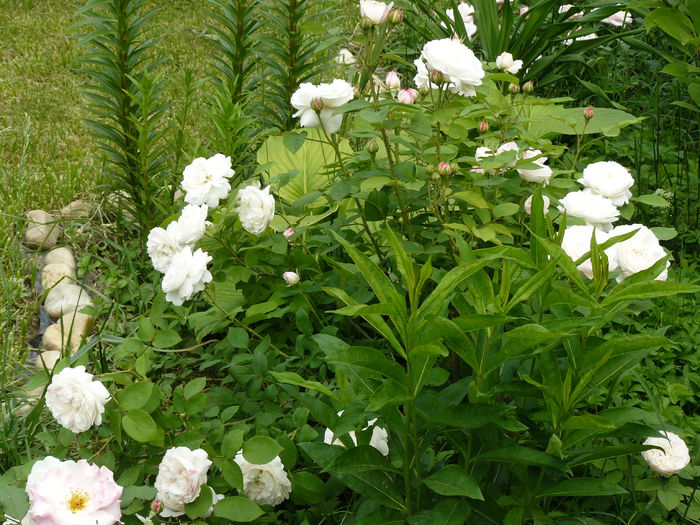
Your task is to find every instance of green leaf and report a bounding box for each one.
[539,478,627,497]
[526,106,643,138]
[650,227,677,241]
[137,318,155,342]
[335,470,406,511]
[282,130,306,153]
[477,446,571,473]
[327,446,398,475]
[635,194,670,207]
[242,436,283,465]
[568,444,657,467]
[0,486,29,521]
[184,377,207,400]
[116,381,154,411]
[493,202,520,218]
[323,346,406,384]
[221,429,246,458]
[291,471,327,504]
[270,371,339,402]
[603,281,700,306]
[417,259,489,319]
[221,461,243,489]
[214,496,264,522]
[152,329,181,349]
[122,409,158,443]
[424,465,484,499]
[185,485,213,519]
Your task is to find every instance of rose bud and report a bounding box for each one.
[385,71,401,90]
[478,120,489,133]
[283,271,300,285]
[397,88,418,104]
[311,98,323,111]
[583,107,594,120]
[508,83,520,94]
[430,70,444,85]
[364,138,380,154]
[152,499,163,515]
[388,8,404,24]
[523,80,534,94]
[437,161,452,176]
[283,227,295,239]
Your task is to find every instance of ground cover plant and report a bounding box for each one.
[2,0,700,524]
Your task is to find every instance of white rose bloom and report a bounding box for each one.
[155,447,212,517]
[475,146,493,162]
[579,161,634,206]
[609,224,669,281]
[564,29,598,45]
[558,189,620,230]
[234,452,292,506]
[45,366,110,433]
[291,82,322,129]
[495,52,523,74]
[642,431,690,476]
[523,194,550,215]
[360,0,393,24]
[323,413,390,456]
[147,225,182,273]
[602,10,632,26]
[336,48,356,65]
[291,80,354,134]
[236,181,275,236]
[420,39,485,97]
[181,154,235,208]
[169,204,209,246]
[445,2,478,39]
[413,57,440,91]
[517,149,553,184]
[561,225,618,279]
[496,141,519,167]
[161,247,213,306]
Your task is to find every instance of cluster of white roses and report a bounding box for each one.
[555,161,669,281]
[147,154,275,306]
[153,446,291,513]
[474,141,553,184]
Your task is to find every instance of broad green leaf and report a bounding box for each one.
[408,499,471,525]
[539,478,627,497]
[221,429,246,458]
[367,381,411,411]
[270,371,339,402]
[116,381,154,411]
[0,486,29,521]
[291,471,326,504]
[214,496,263,522]
[602,281,700,307]
[242,436,283,465]
[152,329,181,349]
[185,484,213,519]
[424,465,484,499]
[122,409,158,443]
[493,202,520,218]
[336,469,406,511]
[324,346,406,384]
[525,106,643,138]
[327,446,398,475]
[184,377,207,400]
[568,444,656,467]
[477,446,571,473]
[417,259,490,319]
[635,194,670,207]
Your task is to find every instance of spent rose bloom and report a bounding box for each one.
[336,48,356,65]
[420,38,485,97]
[161,246,213,306]
[397,88,419,104]
[609,224,669,281]
[561,225,618,279]
[642,431,690,476]
[579,161,634,206]
[181,154,234,208]
[360,0,394,24]
[602,10,632,26]
[517,149,553,184]
[236,181,275,235]
[558,189,620,230]
[147,224,182,273]
[27,459,122,525]
[324,416,390,457]
[496,52,523,74]
[45,366,110,433]
[524,194,550,215]
[445,2,478,39]
[154,447,212,517]
[234,452,292,506]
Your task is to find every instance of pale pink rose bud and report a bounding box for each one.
[519,6,529,16]
[152,499,163,514]
[364,138,380,154]
[283,271,300,285]
[508,83,520,94]
[283,227,295,239]
[430,70,444,85]
[397,88,418,104]
[437,161,452,176]
[524,194,551,215]
[583,107,594,120]
[478,121,489,133]
[523,81,535,94]
[385,71,401,90]
[388,8,404,24]
[311,98,323,111]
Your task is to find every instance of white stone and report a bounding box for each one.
[42,313,93,352]
[60,199,90,219]
[14,387,44,417]
[40,263,76,290]
[44,284,92,320]
[44,247,76,270]
[24,210,61,250]
[34,350,62,371]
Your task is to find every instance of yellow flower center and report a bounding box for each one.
[67,490,89,513]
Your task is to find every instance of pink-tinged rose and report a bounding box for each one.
[519,6,529,16]
[283,227,295,239]
[360,0,394,25]
[283,271,300,285]
[28,459,122,525]
[602,10,632,26]
[397,88,418,104]
[155,447,212,517]
[524,194,550,215]
[385,71,401,90]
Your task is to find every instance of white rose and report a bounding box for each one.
[421,38,485,97]
[169,204,210,246]
[317,79,354,108]
[336,48,356,65]
[602,10,632,26]
[496,141,519,167]
[523,194,550,215]
[642,431,690,476]
[181,154,234,208]
[291,83,322,129]
[558,4,582,20]
[291,80,354,134]
[155,447,212,517]
[236,181,275,235]
[147,225,182,273]
[234,452,292,506]
[495,52,523,74]
[517,149,553,184]
[564,28,598,45]
[161,247,213,306]
[360,0,393,24]
[561,225,618,279]
[579,161,634,206]
[323,412,390,456]
[45,366,110,433]
[413,58,438,91]
[557,189,620,230]
[283,271,299,285]
[445,3,478,39]
[609,224,669,281]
